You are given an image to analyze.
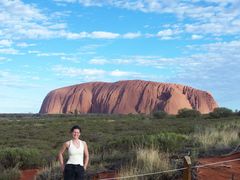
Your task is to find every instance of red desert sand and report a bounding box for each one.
[197,152,240,180]
[20,169,39,180]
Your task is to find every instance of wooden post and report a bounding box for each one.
[183,156,191,180]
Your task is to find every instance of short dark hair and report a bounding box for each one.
[70,125,81,133]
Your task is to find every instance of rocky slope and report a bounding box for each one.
[39,80,218,114]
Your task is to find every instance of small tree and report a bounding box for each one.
[209,107,233,118]
[234,109,240,116]
[74,109,78,116]
[153,110,167,119]
[177,108,201,118]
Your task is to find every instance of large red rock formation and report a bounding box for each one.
[39,80,218,114]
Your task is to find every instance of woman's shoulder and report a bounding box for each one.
[64,140,71,148]
[80,140,87,145]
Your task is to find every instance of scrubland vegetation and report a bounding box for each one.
[0,107,239,179]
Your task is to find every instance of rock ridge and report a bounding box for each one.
[39,80,218,114]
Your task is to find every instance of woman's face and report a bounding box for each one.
[72,129,80,139]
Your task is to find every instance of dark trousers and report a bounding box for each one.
[64,164,85,180]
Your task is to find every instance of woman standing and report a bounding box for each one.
[58,125,89,180]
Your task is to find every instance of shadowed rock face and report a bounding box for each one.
[39,80,218,115]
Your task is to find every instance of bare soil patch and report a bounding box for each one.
[20,169,39,180]
[197,152,240,180]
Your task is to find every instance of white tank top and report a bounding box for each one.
[66,140,84,166]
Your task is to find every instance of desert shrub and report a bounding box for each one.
[36,161,62,180]
[0,166,20,180]
[105,132,189,153]
[136,148,172,172]
[118,148,173,179]
[0,148,42,169]
[153,111,167,119]
[147,132,189,152]
[193,121,240,151]
[177,108,201,118]
[118,165,138,180]
[209,107,233,118]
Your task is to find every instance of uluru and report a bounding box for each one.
[39,80,218,115]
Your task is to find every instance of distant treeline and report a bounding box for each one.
[1,107,239,119]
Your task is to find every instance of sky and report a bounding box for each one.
[0,0,240,113]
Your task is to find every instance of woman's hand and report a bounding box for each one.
[61,164,65,172]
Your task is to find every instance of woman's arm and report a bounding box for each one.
[58,142,68,172]
[83,142,89,170]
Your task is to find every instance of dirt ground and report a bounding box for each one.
[19,169,117,180]
[20,169,39,180]
[19,152,240,180]
[197,152,240,180]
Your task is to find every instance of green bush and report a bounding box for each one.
[0,148,42,169]
[147,132,189,152]
[0,166,20,180]
[177,108,201,118]
[36,162,62,180]
[209,107,233,118]
[152,110,167,119]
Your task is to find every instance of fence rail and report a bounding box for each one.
[99,155,240,180]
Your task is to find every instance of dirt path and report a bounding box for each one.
[20,169,39,180]
[197,152,240,180]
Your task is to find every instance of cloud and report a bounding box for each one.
[110,69,140,77]
[16,42,36,47]
[54,0,77,2]
[52,65,106,77]
[78,39,240,88]
[89,58,109,65]
[157,29,180,39]
[60,56,79,62]
[191,34,203,40]
[0,0,57,39]
[1,1,144,41]
[0,57,8,62]
[0,0,46,21]
[54,0,240,36]
[61,32,88,39]
[185,23,237,36]
[167,40,240,91]
[76,0,103,6]
[28,50,40,54]
[76,44,106,55]
[52,65,144,79]
[0,70,40,88]
[0,48,19,55]
[28,50,83,63]
[0,39,12,47]
[36,52,66,57]
[51,30,144,40]
[188,40,240,56]
[31,76,40,80]
[62,31,145,39]
[48,23,67,30]
[91,31,120,39]
[0,1,122,40]
[122,32,141,39]
[5,0,235,41]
